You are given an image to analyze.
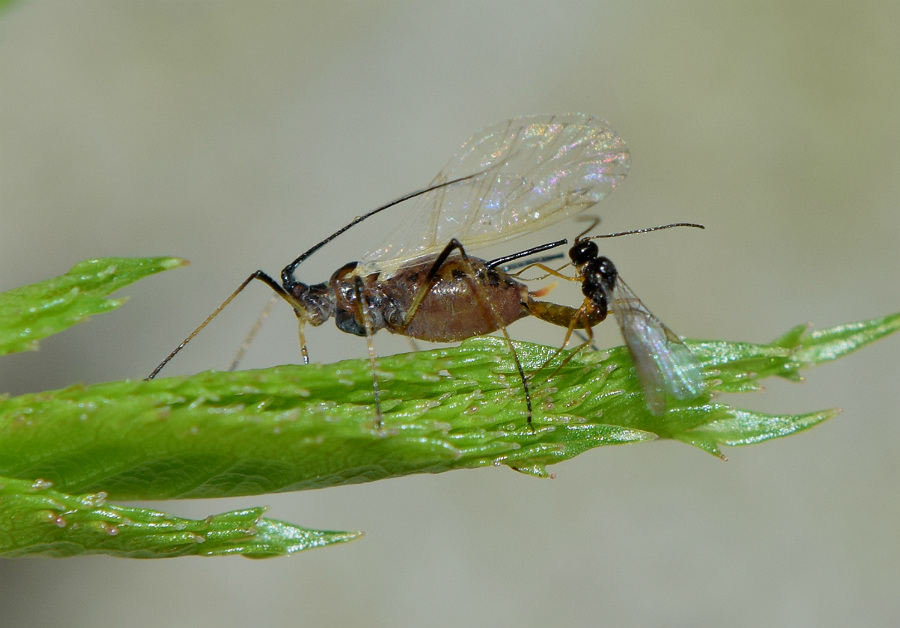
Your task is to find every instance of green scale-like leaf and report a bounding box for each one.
[0,257,186,356]
[0,475,360,558]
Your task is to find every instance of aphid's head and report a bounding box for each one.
[291,282,334,327]
[569,239,599,267]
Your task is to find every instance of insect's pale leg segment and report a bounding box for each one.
[228,294,279,372]
[353,274,384,428]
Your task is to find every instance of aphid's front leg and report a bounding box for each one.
[294,310,311,365]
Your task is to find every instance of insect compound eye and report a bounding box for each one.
[569,240,599,266]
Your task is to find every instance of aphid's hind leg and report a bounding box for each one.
[353,275,384,429]
[148,270,302,379]
[406,337,422,352]
[228,294,279,371]
[402,238,536,431]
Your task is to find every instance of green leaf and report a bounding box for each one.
[0,475,360,558]
[2,257,897,557]
[2,314,897,501]
[0,257,186,356]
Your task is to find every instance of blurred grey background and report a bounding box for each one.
[0,2,897,627]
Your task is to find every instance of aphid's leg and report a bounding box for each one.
[406,337,422,352]
[400,239,536,430]
[353,275,383,428]
[228,294,278,371]
[396,238,463,322]
[148,271,301,379]
[294,312,310,365]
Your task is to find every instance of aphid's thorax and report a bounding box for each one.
[327,262,392,337]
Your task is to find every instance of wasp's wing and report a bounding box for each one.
[608,278,705,415]
[360,113,630,275]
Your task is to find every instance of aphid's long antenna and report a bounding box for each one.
[500,252,566,273]
[486,238,568,269]
[282,168,498,287]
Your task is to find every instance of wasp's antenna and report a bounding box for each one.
[586,222,705,240]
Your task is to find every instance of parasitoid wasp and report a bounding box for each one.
[524,221,707,415]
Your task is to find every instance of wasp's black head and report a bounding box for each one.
[569,239,599,266]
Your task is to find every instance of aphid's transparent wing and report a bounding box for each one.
[360,113,630,276]
[608,277,705,415]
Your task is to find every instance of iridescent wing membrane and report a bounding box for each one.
[608,277,705,415]
[359,113,631,276]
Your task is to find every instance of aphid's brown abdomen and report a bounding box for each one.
[382,257,529,342]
